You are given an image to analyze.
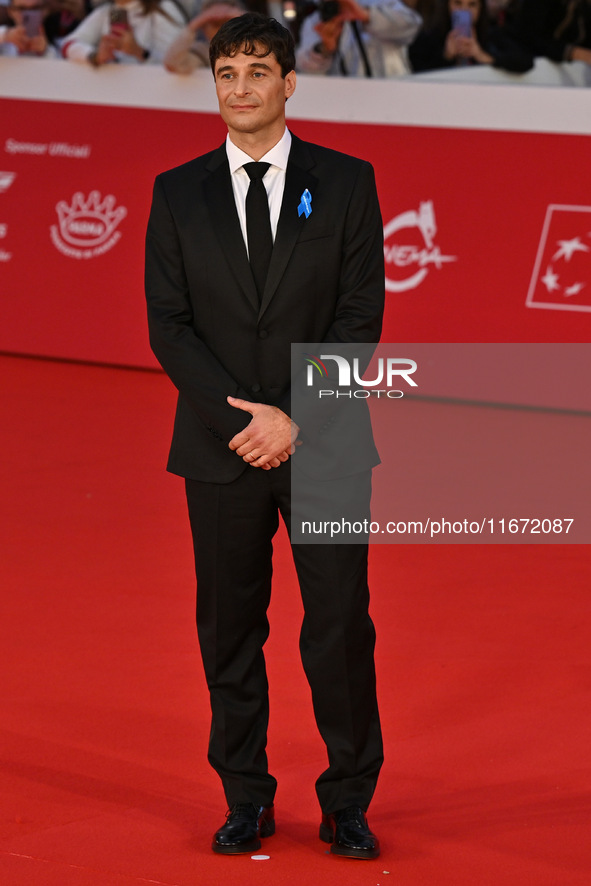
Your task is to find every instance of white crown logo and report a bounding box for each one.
[56,191,127,248]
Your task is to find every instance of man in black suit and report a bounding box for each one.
[145,12,385,859]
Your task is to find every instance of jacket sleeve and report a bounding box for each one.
[145,174,251,443]
[365,0,422,45]
[62,4,108,61]
[488,26,534,73]
[324,160,385,345]
[143,0,186,63]
[163,25,208,73]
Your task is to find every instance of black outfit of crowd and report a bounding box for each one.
[514,0,591,62]
[408,1,534,74]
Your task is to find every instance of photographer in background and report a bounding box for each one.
[44,0,92,46]
[0,0,58,55]
[296,0,422,76]
[62,0,187,65]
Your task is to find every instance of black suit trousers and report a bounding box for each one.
[185,462,383,814]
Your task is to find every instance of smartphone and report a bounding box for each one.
[22,8,43,37]
[109,7,129,28]
[451,8,472,38]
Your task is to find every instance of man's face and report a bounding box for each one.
[214,47,296,140]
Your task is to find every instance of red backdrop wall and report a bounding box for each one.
[1,95,590,368]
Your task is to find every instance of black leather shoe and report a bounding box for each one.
[212,803,275,854]
[319,805,380,859]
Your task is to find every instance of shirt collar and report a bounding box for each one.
[226,128,292,175]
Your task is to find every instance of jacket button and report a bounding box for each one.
[251,383,262,393]
[258,329,269,339]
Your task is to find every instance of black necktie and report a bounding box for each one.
[244,161,272,300]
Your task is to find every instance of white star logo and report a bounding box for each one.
[564,282,585,297]
[541,266,560,293]
[553,237,589,262]
[0,171,16,194]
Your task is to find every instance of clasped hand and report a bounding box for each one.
[227,396,300,470]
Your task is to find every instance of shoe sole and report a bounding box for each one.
[319,822,380,859]
[330,843,380,859]
[212,820,275,855]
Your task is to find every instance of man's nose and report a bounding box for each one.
[233,74,251,95]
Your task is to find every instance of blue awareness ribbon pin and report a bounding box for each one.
[298,189,312,219]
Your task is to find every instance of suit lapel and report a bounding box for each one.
[259,137,318,319]
[203,147,259,312]
[201,138,319,318]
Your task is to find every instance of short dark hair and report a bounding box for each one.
[209,12,296,78]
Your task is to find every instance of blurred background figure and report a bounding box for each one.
[296,0,422,77]
[404,0,437,27]
[44,0,92,46]
[62,0,187,65]
[514,0,591,66]
[485,0,518,23]
[0,0,11,26]
[409,0,532,73]
[164,0,244,73]
[0,0,59,56]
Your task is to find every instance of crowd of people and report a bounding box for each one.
[1,0,591,79]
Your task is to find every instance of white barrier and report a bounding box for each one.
[1,55,591,135]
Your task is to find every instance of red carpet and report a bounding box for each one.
[1,354,590,885]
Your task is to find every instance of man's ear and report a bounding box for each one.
[284,69,297,101]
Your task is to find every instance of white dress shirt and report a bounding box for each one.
[226,128,292,257]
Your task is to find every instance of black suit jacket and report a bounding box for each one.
[145,133,385,482]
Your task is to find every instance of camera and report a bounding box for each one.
[288,0,340,22]
[317,0,340,21]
